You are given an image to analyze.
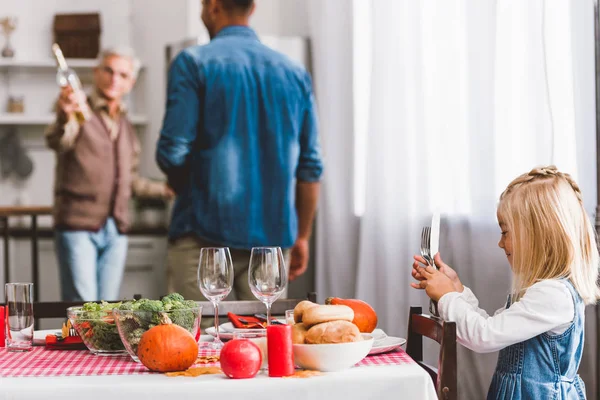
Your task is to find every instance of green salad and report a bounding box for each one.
[72,301,124,352]
[72,293,199,353]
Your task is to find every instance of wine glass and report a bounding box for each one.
[197,247,233,349]
[248,247,287,325]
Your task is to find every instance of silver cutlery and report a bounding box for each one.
[419,225,440,318]
[254,314,285,325]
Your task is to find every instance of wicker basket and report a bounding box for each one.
[53,13,101,59]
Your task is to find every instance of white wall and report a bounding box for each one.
[185,0,310,38]
[0,0,132,60]
[252,0,310,36]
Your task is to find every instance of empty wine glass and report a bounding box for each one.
[248,247,287,326]
[198,247,233,350]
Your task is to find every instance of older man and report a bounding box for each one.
[46,47,172,301]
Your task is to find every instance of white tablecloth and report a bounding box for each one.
[0,364,437,400]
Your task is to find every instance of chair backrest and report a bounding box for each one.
[198,292,317,317]
[406,306,457,400]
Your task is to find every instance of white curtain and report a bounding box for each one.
[308,0,359,301]
[309,0,597,399]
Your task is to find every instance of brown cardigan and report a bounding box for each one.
[45,100,166,233]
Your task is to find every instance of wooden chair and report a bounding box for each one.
[199,292,317,317]
[406,306,457,400]
[0,206,53,302]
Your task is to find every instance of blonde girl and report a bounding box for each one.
[412,166,599,399]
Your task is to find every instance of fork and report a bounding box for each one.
[419,226,440,318]
[420,226,431,265]
[238,317,264,329]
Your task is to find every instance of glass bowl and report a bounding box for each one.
[113,305,202,362]
[67,306,126,355]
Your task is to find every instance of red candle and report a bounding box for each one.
[267,324,294,377]
[0,306,5,348]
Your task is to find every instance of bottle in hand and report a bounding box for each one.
[52,43,91,124]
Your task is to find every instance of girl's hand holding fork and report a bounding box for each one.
[411,253,462,301]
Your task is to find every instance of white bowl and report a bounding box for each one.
[292,334,374,372]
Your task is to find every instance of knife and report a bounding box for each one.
[430,212,440,268]
[429,212,441,318]
[254,314,285,325]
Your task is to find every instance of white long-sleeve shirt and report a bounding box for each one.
[437,280,575,353]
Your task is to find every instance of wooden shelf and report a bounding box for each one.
[0,114,148,125]
[0,58,144,71]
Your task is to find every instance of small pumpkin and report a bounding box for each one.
[325,297,378,333]
[137,313,198,372]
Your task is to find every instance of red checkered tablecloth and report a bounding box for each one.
[0,344,414,378]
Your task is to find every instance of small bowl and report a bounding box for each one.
[292,334,374,372]
[113,306,202,362]
[67,306,126,355]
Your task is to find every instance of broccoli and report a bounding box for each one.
[118,301,135,311]
[183,300,198,309]
[169,309,197,331]
[161,293,185,303]
[126,327,146,355]
[136,300,164,313]
[81,293,199,356]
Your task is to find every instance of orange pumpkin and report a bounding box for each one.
[137,314,198,372]
[325,297,378,333]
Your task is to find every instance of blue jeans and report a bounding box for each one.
[55,218,128,301]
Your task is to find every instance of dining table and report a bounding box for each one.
[0,335,437,400]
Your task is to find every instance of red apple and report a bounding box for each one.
[220,339,262,379]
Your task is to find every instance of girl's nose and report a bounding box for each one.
[498,238,504,249]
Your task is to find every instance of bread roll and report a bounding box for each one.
[291,323,308,344]
[293,300,318,323]
[305,320,363,344]
[302,305,354,327]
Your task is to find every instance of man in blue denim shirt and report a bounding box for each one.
[156,0,323,303]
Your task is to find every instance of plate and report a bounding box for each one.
[33,329,61,346]
[205,320,285,340]
[368,336,406,355]
[371,328,388,346]
[198,334,215,343]
[204,322,239,340]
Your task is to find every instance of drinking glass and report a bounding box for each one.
[233,328,268,370]
[248,247,287,326]
[198,247,233,350]
[285,310,295,325]
[5,283,34,352]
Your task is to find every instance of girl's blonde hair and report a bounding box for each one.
[498,165,600,304]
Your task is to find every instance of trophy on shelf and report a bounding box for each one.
[0,17,17,58]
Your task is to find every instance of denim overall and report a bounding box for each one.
[487,280,586,399]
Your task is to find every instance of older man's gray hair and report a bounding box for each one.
[97,46,141,79]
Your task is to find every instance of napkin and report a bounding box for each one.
[0,306,5,347]
[45,334,87,350]
[227,313,266,329]
[45,320,87,350]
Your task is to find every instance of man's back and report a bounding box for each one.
[157,26,323,248]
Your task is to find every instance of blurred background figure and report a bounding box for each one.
[156,0,323,305]
[46,47,173,301]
